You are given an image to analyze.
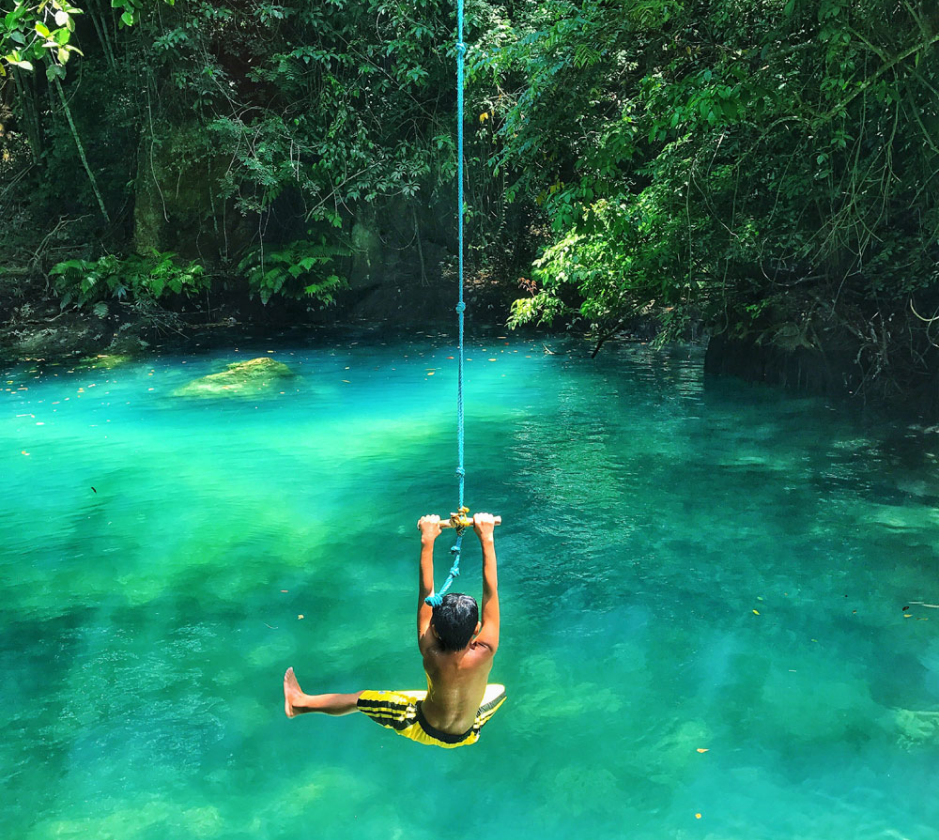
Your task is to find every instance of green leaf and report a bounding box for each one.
[50,259,88,276]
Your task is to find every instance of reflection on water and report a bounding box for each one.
[1,334,937,840]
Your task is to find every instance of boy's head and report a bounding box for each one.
[431,593,480,651]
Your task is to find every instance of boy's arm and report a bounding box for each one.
[472,513,499,654]
[417,515,442,652]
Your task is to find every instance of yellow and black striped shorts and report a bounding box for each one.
[357,684,506,749]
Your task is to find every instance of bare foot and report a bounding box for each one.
[284,666,303,718]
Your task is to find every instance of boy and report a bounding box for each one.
[283,512,505,748]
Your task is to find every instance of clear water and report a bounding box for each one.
[2,332,938,840]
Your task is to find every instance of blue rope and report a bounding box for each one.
[426,0,466,609]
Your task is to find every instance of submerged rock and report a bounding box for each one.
[893,709,939,748]
[174,357,294,398]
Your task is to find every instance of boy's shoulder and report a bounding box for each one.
[468,639,496,658]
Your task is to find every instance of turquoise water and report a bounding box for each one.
[2,332,938,840]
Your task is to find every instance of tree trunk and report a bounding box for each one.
[87,0,118,70]
[10,70,44,163]
[53,77,110,224]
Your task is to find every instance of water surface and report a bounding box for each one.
[2,333,938,839]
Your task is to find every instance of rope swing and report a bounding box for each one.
[424,0,472,608]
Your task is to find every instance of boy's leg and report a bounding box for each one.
[284,667,364,718]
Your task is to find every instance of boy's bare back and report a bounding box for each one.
[416,513,500,734]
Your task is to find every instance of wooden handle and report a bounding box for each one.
[417,515,502,530]
[441,514,502,529]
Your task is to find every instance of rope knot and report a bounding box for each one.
[456,41,466,55]
[455,466,465,477]
[455,301,466,314]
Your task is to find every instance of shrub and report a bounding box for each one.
[236,237,349,305]
[50,251,208,309]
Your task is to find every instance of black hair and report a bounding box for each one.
[432,593,479,651]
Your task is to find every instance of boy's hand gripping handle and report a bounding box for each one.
[417,514,502,530]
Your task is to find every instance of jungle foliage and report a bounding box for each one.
[480,0,939,394]
[1,0,468,309]
[2,1,939,400]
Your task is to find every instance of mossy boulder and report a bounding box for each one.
[174,357,294,398]
[78,353,133,371]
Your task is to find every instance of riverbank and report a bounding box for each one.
[0,265,520,366]
[705,330,939,423]
[5,276,939,423]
